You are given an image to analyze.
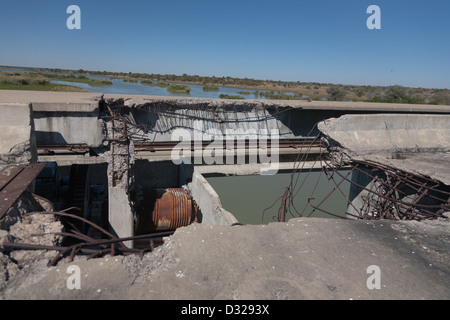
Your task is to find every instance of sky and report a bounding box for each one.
[0,0,449,89]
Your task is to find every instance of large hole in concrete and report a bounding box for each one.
[1,97,449,268]
[205,169,353,225]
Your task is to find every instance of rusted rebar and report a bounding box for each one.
[271,130,449,222]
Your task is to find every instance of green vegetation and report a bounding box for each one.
[47,74,112,86]
[123,79,138,83]
[167,84,191,94]
[202,85,220,91]
[237,91,251,95]
[257,91,304,100]
[141,80,170,88]
[0,71,85,92]
[326,86,346,101]
[219,94,245,100]
[366,85,427,104]
[2,66,450,105]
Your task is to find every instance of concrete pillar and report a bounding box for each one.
[105,118,135,247]
[108,187,134,247]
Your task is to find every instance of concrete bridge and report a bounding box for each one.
[0,90,449,300]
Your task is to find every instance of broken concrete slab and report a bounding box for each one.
[318,114,450,156]
[103,93,450,114]
[0,217,448,300]
[188,171,238,226]
[318,113,450,185]
[0,103,37,165]
[355,152,450,186]
[317,114,450,220]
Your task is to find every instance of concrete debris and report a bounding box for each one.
[0,192,43,231]
[0,252,19,291]
[0,189,63,289]
[7,212,63,265]
[0,92,449,300]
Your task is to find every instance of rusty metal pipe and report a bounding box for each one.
[136,188,196,233]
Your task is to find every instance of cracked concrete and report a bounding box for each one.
[0,217,448,300]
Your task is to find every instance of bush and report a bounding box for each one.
[18,79,30,85]
[167,84,191,93]
[431,91,450,105]
[203,85,219,91]
[31,79,49,86]
[386,85,407,101]
[326,86,346,101]
[142,80,170,87]
[219,94,245,99]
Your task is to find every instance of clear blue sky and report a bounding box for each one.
[1,0,449,88]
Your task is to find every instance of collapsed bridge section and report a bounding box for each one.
[0,92,449,266]
[271,113,450,223]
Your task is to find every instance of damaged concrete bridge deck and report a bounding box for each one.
[0,90,449,300]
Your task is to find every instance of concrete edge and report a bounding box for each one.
[103,93,450,113]
[318,113,450,153]
[32,102,99,113]
[189,171,239,226]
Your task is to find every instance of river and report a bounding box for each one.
[0,67,299,99]
[51,78,267,99]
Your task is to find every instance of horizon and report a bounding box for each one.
[1,1,449,89]
[1,64,447,91]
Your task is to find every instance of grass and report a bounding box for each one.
[2,67,450,105]
[141,80,170,88]
[0,71,86,92]
[219,94,245,100]
[256,91,303,100]
[0,83,86,92]
[167,84,191,94]
[123,79,138,83]
[203,85,219,91]
[48,74,112,86]
[141,81,191,95]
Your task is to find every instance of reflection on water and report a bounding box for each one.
[51,78,265,99]
[206,170,352,225]
[0,67,301,100]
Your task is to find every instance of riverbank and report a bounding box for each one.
[2,66,449,105]
[0,71,87,92]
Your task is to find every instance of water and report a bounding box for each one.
[0,67,300,99]
[206,170,353,225]
[51,78,266,99]
[0,67,32,73]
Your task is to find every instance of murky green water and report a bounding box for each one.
[206,170,353,225]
